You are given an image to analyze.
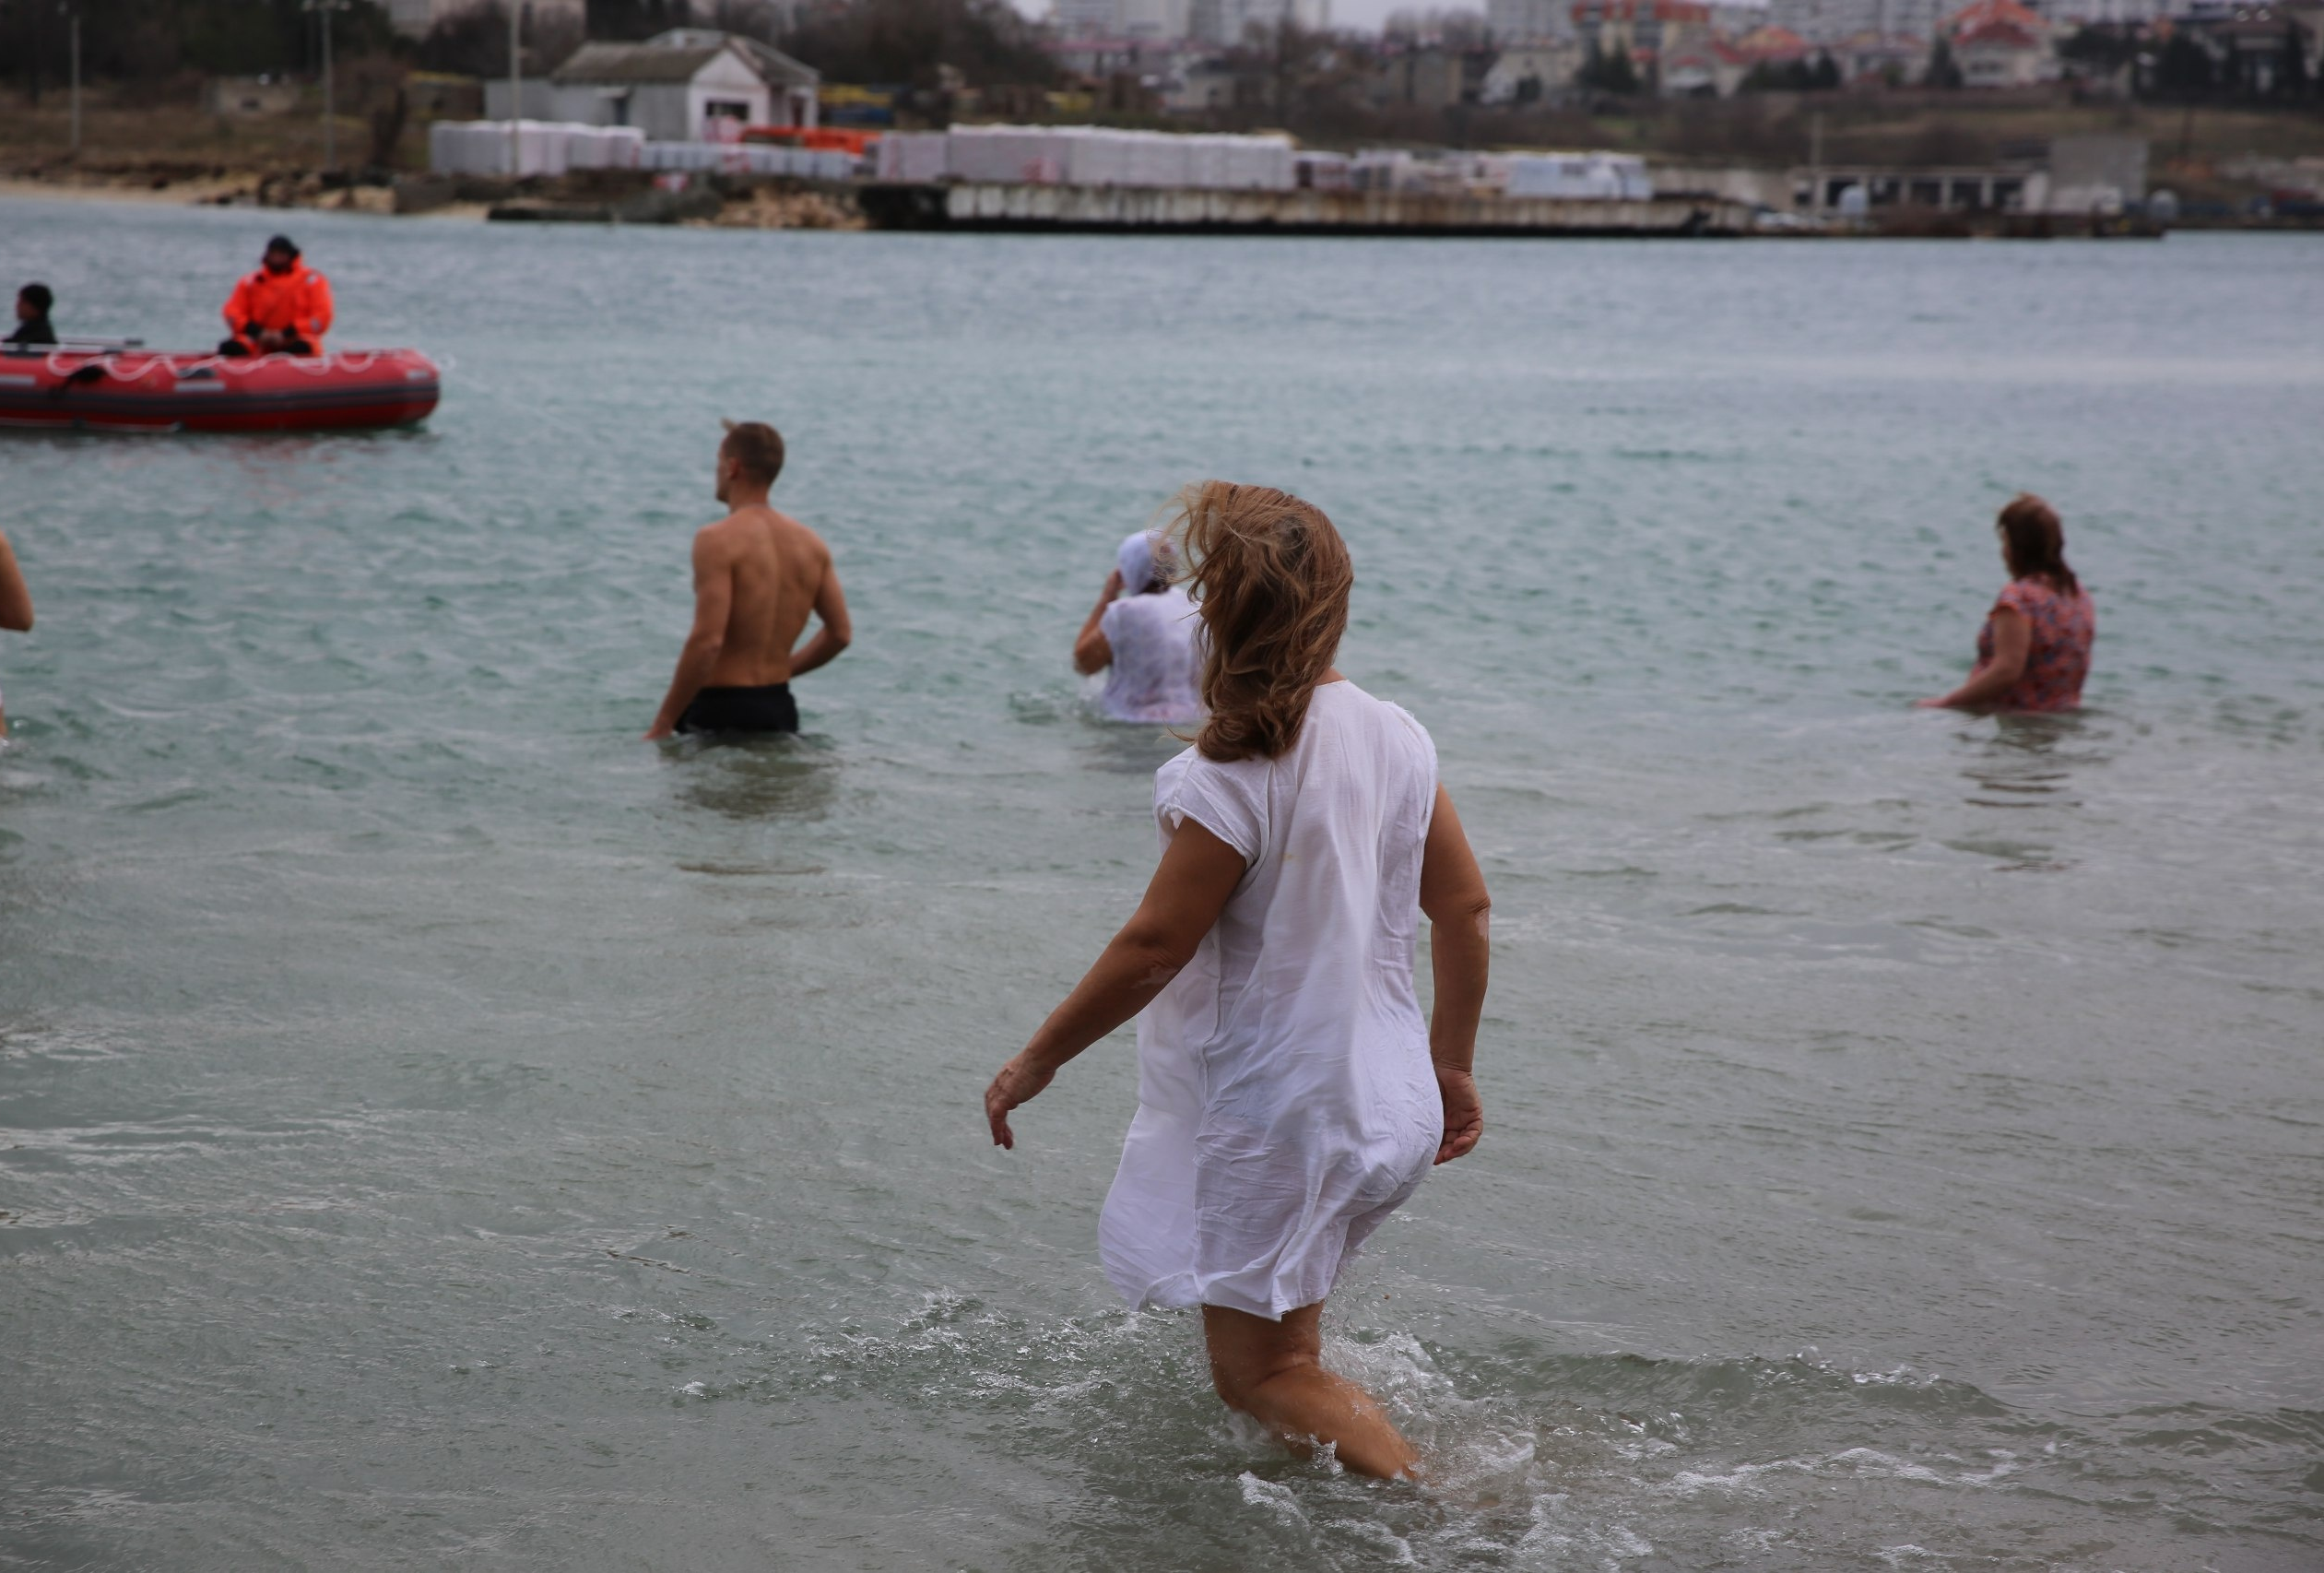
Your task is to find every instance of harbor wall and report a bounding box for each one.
[863,182,1751,237]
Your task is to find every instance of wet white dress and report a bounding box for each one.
[1098,680,1445,1319]
[1096,586,1203,725]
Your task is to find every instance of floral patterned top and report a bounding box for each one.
[1976,575,2094,712]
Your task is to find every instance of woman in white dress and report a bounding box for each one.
[1072,528,1204,726]
[985,481,1492,1479]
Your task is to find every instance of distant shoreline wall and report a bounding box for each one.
[862,182,1752,238]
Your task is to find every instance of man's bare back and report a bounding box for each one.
[647,425,850,739]
[699,503,833,687]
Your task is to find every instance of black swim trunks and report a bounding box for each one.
[677,683,798,735]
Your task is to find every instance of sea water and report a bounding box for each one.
[2,200,2319,1570]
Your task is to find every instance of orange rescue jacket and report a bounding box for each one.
[222,265,334,352]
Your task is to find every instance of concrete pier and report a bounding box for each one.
[858,181,1752,238]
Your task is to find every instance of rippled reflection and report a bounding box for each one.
[1957,711,2110,807]
[1076,717,1190,776]
[662,732,838,822]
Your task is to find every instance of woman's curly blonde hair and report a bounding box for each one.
[1163,480,1352,763]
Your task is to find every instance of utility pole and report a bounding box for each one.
[306,0,346,173]
[508,1,524,178]
[65,3,80,160]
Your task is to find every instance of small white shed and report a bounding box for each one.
[542,33,817,142]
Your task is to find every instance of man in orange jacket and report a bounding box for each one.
[218,235,333,358]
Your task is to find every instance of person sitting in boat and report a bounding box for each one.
[6,283,56,349]
[217,236,333,359]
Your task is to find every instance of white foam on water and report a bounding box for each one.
[1237,1470,1311,1527]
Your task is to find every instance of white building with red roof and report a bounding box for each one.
[1834,29,1933,81]
[1944,0,2059,85]
[1658,36,1753,92]
[1731,21,1815,64]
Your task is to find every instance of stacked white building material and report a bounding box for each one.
[1294,150,1351,191]
[946,124,1069,185]
[1500,152,1653,200]
[427,121,537,176]
[431,122,855,179]
[428,121,643,177]
[565,126,647,171]
[638,142,860,178]
[876,132,950,182]
[1350,150,1425,193]
[913,125,1294,192]
[1129,133,1191,189]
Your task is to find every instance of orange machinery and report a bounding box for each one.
[740,126,880,157]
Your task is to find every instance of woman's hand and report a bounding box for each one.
[985,1055,1056,1150]
[983,823,1245,1154]
[1919,610,2027,710]
[1103,568,1125,600]
[1434,1066,1482,1165]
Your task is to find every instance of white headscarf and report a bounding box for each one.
[1115,529,1174,596]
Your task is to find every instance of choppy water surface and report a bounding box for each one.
[2,202,2319,1570]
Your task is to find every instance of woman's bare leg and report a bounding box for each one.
[1202,1302,1419,1479]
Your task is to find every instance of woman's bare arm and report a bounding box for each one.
[1418,785,1491,1164]
[1073,570,1123,676]
[1918,606,2028,709]
[985,818,1245,1149]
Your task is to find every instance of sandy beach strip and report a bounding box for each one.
[0,176,489,219]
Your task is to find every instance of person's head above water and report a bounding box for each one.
[1996,492,2079,597]
[1165,480,1351,763]
[263,235,300,275]
[18,283,52,323]
[715,420,785,504]
[1114,529,1177,597]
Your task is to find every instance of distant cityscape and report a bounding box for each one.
[5,0,2318,231]
[364,0,2323,110]
[1023,0,2319,112]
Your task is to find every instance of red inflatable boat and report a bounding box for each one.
[0,347,441,433]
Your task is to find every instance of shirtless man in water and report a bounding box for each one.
[645,421,851,739]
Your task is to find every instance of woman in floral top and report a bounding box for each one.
[1918,494,2094,713]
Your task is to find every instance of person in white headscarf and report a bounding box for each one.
[1073,528,1203,725]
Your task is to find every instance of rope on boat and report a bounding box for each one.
[37,348,437,384]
